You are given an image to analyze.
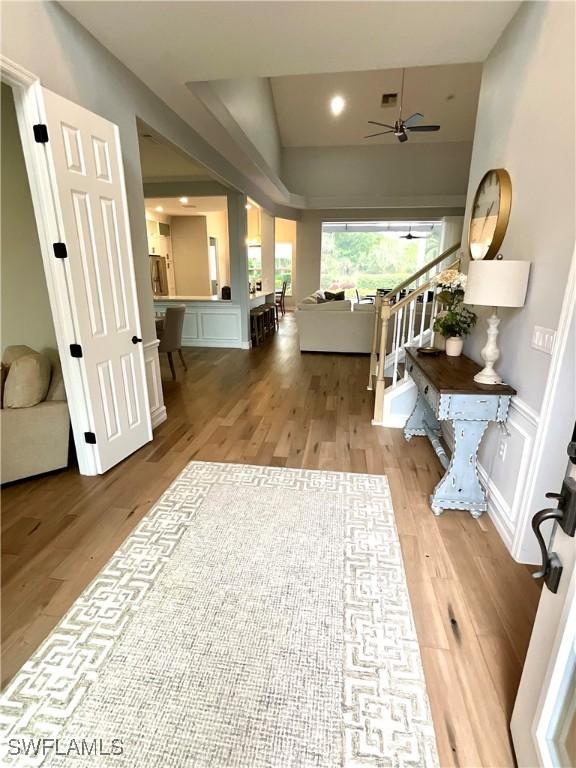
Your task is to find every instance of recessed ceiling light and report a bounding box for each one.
[179,197,189,204]
[155,206,164,212]
[330,95,346,116]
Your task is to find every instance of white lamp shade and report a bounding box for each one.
[464,260,530,308]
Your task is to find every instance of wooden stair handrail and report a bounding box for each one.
[380,243,460,302]
[388,257,461,316]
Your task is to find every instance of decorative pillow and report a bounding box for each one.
[46,361,66,402]
[300,296,318,305]
[3,352,51,408]
[3,345,36,367]
[324,290,345,302]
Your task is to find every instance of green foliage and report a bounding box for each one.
[320,227,441,299]
[433,302,477,338]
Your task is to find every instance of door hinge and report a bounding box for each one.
[69,343,83,358]
[33,124,49,143]
[53,242,68,259]
[84,432,97,445]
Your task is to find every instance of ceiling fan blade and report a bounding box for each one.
[403,112,424,127]
[407,125,441,132]
[367,120,396,129]
[364,131,394,138]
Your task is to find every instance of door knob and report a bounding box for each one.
[131,336,143,344]
[531,507,563,593]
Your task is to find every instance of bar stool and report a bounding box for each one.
[263,305,275,337]
[250,307,265,346]
[266,302,279,330]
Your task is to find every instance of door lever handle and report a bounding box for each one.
[131,336,143,344]
[531,508,563,593]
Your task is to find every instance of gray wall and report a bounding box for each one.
[282,142,473,208]
[210,78,282,178]
[461,0,575,413]
[459,0,575,564]
[1,83,57,357]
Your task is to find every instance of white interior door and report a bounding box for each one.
[39,88,152,472]
[511,439,576,767]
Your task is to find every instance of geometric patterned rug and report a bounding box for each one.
[0,462,438,767]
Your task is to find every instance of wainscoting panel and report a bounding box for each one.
[199,310,241,341]
[143,339,166,429]
[477,398,538,552]
[154,301,243,349]
[183,312,199,341]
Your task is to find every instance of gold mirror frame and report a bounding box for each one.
[467,168,512,260]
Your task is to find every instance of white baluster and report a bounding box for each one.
[419,288,428,344]
[430,289,438,347]
[392,306,403,386]
[407,297,416,375]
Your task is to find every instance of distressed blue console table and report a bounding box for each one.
[404,346,516,518]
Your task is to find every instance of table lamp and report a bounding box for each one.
[464,259,531,385]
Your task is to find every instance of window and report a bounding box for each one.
[320,221,441,299]
[248,245,262,284]
[275,243,293,295]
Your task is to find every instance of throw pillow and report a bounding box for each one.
[3,352,51,408]
[3,345,36,367]
[324,290,345,302]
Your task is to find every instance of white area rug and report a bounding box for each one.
[0,463,438,767]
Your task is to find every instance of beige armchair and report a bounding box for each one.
[1,346,70,484]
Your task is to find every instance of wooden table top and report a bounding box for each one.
[405,346,517,396]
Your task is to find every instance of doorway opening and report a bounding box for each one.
[1,82,73,483]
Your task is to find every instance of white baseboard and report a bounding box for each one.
[182,338,244,348]
[372,414,409,428]
[151,405,167,429]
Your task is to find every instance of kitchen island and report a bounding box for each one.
[153,295,248,349]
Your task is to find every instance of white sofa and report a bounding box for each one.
[1,346,70,483]
[295,296,375,353]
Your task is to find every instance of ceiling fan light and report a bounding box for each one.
[397,132,408,143]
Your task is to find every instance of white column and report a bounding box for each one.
[226,192,250,347]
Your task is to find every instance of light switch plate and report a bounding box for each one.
[532,325,556,354]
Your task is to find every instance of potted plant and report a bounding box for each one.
[432,269,477,356]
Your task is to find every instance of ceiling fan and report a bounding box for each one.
[364,69,441,143]
[400,225,425,240]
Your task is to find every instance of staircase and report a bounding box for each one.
[368,243,461,427]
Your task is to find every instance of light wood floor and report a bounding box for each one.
[1,314,540,766]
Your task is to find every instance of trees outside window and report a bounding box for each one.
[275,243,293,295]
[320,222,441,298]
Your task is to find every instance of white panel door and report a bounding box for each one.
[40,88,152,472]
[511,445,576,767]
